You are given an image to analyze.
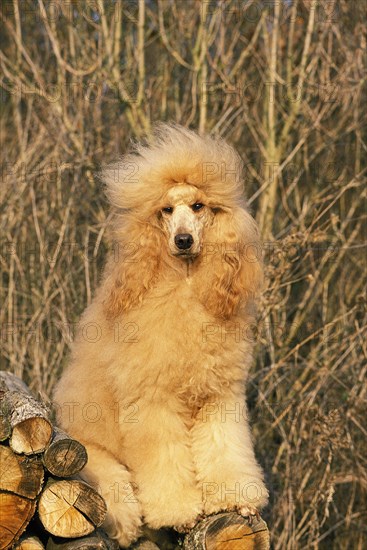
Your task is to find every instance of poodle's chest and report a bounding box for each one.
[112,289,250,396]
[118,288,242,357]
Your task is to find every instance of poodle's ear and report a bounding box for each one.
[203,208,263,319]
[101,222,162,319]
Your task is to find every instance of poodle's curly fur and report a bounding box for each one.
[54,124,269,547]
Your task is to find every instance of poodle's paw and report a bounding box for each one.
[79,448,142,547]
[96,476,142,548]
[234,504,260,524]
[202,477,268,517]
[103,496,143,548]
[173,512,206,534]
[143,487,203,531]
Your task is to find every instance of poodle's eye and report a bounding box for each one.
[191,202,204,212]
[162,206,173,214]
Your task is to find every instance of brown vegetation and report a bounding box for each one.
[0,1,366,548]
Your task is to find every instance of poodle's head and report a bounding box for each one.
[102,124,262,319]
[158,184,214,258]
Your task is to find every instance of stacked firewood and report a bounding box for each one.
[0,371,116,550]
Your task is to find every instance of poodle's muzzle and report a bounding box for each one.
[162,204,211,258]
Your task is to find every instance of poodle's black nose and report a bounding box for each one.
[175,233,194,250]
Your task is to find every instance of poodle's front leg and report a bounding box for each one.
[191,395,269,518]
[124,402,203,531]
[79,444,143,548]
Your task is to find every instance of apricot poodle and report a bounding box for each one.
[54,124,268,547]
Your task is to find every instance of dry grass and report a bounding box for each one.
[0,1,366,548]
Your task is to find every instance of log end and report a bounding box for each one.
[39,479,107,538]
[11,417,53,455]
[43,437,87,477]
[0,493,36,550]
[184,512,270,550]
[14,535,45,549]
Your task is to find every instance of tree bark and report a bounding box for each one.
[0,398,11,441]
[46,530,118,550]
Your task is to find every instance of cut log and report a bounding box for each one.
[183,512,270,550]
[43,428,87,477]
[0,372,52,454]
[0,493,36,550]
[0,445,44,499]
[131,542,160,550]
[46,531,119,550]
[38,479,107,538]
[14,535,45,549]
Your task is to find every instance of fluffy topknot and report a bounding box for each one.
[103,123,247,214]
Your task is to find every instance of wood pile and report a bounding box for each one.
[0,371,114,550]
